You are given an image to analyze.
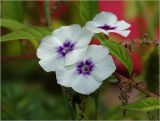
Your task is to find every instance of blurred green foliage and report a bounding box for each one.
[78,1,98,25]
[135,1,159,39]
[145,48,159,94]
[1,1,24,56]
[1,82,68,120]
[2,1,24,22]
[1,81,154,120]
[1,0,159,120]
[1,27,52,43]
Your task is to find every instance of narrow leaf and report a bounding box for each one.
[122,97,160,111]
[1,27,52,42]
[0,19,40,48]
[95,34,133,75]
[0,18,25,31]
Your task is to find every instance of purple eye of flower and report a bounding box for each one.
[98,24,116,31]
[57,40,75,57]
[77,59,95,76]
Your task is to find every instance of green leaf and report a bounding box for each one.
[0,18,25,31]
[0,19,40,48]
[1,27,52,42]
[122,97,160,111]
[78,1,98,25]
[95,34,133,75]
[2,1,24,22]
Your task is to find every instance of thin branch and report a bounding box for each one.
[1,53,36,63]
[113,72,160,99]
[44,0,52,26]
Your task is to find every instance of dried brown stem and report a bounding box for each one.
[113,72,160,99]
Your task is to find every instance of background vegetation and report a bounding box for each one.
[1,0,159,120]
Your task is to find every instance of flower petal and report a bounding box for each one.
[52,24,81,43]
[72,75,102,95]
[85,21,106,34]
[65,47,88,66]
[37,35,61,59]
[37,48,57,59]
[85,45,109,63]
[107,30,131,37]
[93,12,117,25]
[56,66,78,87]
[76,27,94,47]
[91,55,116,82]
[115,20,131,30]
[39,55,64,72]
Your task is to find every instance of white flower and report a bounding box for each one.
[56,45,116,95]
[37,24,93,72]
[85,11,131,37]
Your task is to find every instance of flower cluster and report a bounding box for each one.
[37,12,131,95]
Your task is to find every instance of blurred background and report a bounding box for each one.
[1,0,159,120]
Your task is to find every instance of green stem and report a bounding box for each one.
[44,2,75,119]
[94,89,99,120]
[61,87,76,120]
[44,0,52,26]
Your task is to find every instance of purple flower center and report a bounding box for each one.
[98,24,116,31]
[57,41,75,57]
[77,59,95,76]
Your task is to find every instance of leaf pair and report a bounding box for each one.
[1,18,52,48]
[1,26,52,42]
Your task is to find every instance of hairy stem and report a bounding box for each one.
[113,72,160,99]
[61,87,76,120]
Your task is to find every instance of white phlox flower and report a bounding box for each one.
[85,11,131,37]
[37,24,93,72]
[56,45,116,95]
